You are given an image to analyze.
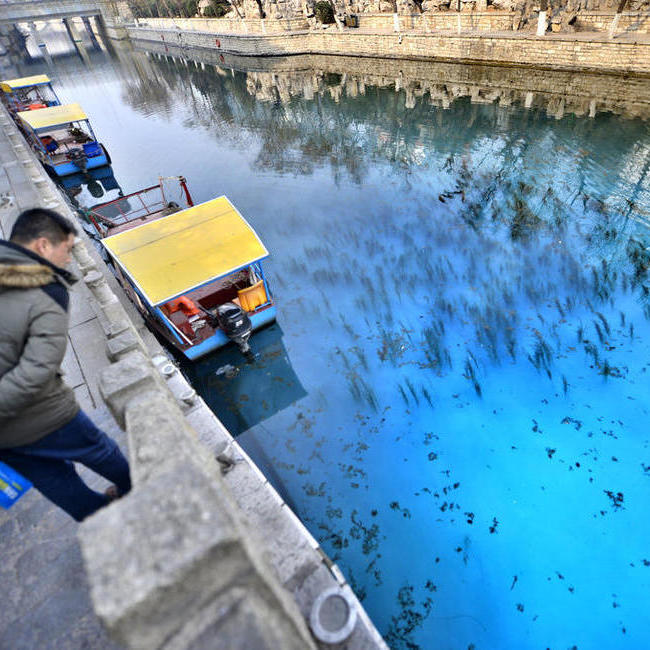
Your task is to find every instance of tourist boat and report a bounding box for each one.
[0,74,61,115]
[87,178,276,360]
[17,103,110,177]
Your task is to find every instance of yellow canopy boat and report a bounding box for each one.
[93,183,275,359]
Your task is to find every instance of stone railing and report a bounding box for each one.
[356,10,516,32]
[0,0,101,23]
[575,11,650,34]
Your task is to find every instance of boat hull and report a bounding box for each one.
[182,305,277,361]
[46,153,109,177]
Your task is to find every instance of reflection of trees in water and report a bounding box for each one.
[115,48,650,284]
[119,50,650,262]
[120,51,646,184]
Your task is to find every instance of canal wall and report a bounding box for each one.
[137,44,650,120]
[0,102,387,650]
[128,22,650,75]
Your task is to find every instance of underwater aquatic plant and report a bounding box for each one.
[423,327,444,368]
[505,329,517,361]
[361,379,379,411]
[352,346,369,371]
[595,311,611,336]
[347,374,362,401]
[337,347,352,370]
[355,296,369,312]
[528,335,553,378]
[598,360,624,379]
[405,378,419,405]
[584,342,600,365]
[593,321,606,345]
[463,357,477,381]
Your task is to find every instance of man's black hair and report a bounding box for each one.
[10,208,77,245]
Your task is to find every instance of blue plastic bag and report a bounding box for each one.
[0,461,32,509]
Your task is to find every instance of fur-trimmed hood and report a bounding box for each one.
[0,240,77,289]
[0,262,55,288]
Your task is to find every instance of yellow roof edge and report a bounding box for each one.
[17,102,88,130]
[1,74,51,92]
[147,251,270,306]
[101,194,231,245]
[101,195,270,257]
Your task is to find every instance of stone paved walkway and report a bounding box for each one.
[0,407,125,650]
[0,113,125,650]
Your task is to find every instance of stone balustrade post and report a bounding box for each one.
[537,0,548,36]
[80,348,318,650]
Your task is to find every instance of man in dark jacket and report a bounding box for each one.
[0,208,131,521]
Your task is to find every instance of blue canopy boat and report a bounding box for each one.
[17,103,110,177]
[1,74,61,115]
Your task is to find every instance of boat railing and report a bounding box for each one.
[88,183,167,228]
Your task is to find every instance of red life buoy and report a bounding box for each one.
[165,296,201,317]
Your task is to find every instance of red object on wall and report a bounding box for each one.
[215,39,221,47]
[161,34,165,40]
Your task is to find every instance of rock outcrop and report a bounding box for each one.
[222,0,650,32]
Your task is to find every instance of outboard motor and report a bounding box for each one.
[68,148,88,172]
[216,302,253,356]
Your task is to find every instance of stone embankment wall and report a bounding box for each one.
[0,105,387,650]
[129,23,650,74]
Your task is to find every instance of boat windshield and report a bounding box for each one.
[88,177,191,230]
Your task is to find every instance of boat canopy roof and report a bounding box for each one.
[17,103,87,131]
[1,74,51,92]
[102,196,269,306]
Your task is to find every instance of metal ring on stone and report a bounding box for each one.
[161,362,176,377]
[309,586,357,645]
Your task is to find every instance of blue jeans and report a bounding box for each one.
[0,410,131,522]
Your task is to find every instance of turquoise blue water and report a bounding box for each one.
[17,35,650,648]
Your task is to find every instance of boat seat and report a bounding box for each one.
[83,142,102,158]
[40,135,58,153]
[238,280,268,312]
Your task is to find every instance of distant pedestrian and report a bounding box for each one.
[0,208,131,521]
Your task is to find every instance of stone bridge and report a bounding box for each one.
[0,0,133,70]
[0,0,132,25]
